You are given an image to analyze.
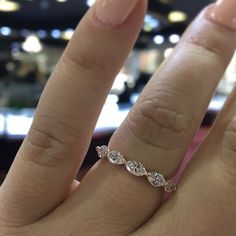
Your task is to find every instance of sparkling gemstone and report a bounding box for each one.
[126,161,147,176]
[96,145,109,158]
[147,172,165,187]
[164,180,176,193]
[107,150,126,165]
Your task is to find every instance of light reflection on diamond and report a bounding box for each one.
[126,161,147,176]
[107,150,125,165]
[147,172,165,187]
[96,145,109,158]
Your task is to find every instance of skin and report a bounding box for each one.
[0,1,236,235]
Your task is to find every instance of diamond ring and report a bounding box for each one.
[96,145,176,193]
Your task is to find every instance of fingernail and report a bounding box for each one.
[207,0,236,30]
[94,0,138,26]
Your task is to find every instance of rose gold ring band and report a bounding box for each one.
[96,145,176,193]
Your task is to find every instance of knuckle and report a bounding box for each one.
[23,114,81,167]
[126,95,195,150]
[63,50,106,72]
[58,52,108,89]
[184,29,232,70]
[186,35,222,58]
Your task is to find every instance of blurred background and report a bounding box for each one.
[0,0,235,183]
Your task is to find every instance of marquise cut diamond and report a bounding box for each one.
[126,161,147,176]
[147,172,165,187]
[107,150,126,165]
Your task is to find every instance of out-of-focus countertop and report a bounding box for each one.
[0,95,227,140]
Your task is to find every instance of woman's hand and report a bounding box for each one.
[1,0,236,235]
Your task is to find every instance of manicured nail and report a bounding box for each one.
[208,0,236,30]
[95,0,138,26]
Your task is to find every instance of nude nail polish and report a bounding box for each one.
[208,0,236,30]
[95,0,138,26]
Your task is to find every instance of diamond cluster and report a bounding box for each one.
[96,145,176,193]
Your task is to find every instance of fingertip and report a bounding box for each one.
[207,0,236,31]
[84,0,147,30]
[94,0,139,27]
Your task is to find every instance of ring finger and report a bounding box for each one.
[64,1,236,234]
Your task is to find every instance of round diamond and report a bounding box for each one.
[96,145,109,158]
[147,172,165,187]
[126,161,147,176]
[107,150,126,165]
[164,180,176,193]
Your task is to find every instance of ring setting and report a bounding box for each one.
[96,145,176,193]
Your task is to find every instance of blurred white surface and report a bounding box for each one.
[0,95,227,138]
[0,114,4,135]
[6,114,33,136]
